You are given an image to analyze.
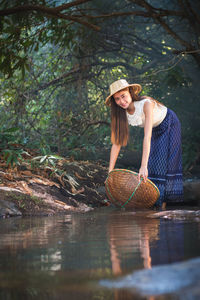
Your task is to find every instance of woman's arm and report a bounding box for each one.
[138,101,154,182]
[108,144,121,173]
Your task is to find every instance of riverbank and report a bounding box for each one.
[0,157,109,217]
[0,156,199,218]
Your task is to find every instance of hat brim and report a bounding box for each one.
[105,83,142,106]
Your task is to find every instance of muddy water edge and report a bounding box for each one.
[0,207,200,300]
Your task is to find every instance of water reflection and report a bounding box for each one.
[0,215,73,250]
[107,212,160,300]
[0,209,200,300]
[108,212,160,276]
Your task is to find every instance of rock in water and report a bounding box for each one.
[149,210,200,221]
[100,257,200,295]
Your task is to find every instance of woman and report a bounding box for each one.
[105,79,183,209]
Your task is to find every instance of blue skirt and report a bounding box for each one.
[148,109,183,206]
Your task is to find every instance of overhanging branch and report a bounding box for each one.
[0,3,100,31]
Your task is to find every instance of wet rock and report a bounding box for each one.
[0,187,23,217]
[0,199,22,217]
[183,179,200,205]
[149,210,200,221]
[100,257,200,297]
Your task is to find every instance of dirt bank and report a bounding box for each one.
[0,158,109,217]
[0,154,199,218]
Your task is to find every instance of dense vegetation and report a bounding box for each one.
[0,0,200,172]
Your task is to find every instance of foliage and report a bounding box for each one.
[2,148,25,167]
[31,154,64,167]
[0,127,19,148]
[0,127,29,166]
[0,0,200,172]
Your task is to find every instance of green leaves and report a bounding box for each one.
[0,127,20,148]
[0,127,28,167]
[31,155,64,167]
[0,0,199,172]
[2,148,27,167]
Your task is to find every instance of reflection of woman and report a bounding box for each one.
[108,213,160,275]
[106,79,183,209]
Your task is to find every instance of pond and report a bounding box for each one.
[0,207,200,299]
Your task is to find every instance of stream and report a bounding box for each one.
[0,207,200,299]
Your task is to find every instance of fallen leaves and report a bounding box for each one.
[71,187,85,195]
[28,177,60,188]
[0,153,107,210]
[75,172,86,180]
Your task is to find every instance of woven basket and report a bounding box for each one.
[105,169,160,209]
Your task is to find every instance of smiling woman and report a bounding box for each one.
[105,79,183,209]
[113,88,132,109]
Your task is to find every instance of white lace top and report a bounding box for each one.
[126,99,167,128]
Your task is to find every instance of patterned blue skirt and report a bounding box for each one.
[148,109,183,207]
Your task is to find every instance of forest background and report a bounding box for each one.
[0,0,200,175]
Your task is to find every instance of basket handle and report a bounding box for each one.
[121,178,143,208]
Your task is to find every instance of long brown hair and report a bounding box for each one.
[110,87,134,146]
[110,95,129,146]
[110,87,163,146]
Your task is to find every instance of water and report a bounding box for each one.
[0,208,200,299]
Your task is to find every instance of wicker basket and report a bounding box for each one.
[105,169,160,209]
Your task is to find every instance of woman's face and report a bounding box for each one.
[113,89,132,109]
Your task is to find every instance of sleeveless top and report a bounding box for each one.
[126,98,167,128]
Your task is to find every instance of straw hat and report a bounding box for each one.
[105,79,142,106]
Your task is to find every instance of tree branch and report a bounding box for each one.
[81,120,110,135]
[183,0,200,25]
[0,3,100,31]
[129,0,200,67]
[83,9,185,20]
[54,0,92,12]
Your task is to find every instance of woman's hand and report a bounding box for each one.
[138,166,148,182]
